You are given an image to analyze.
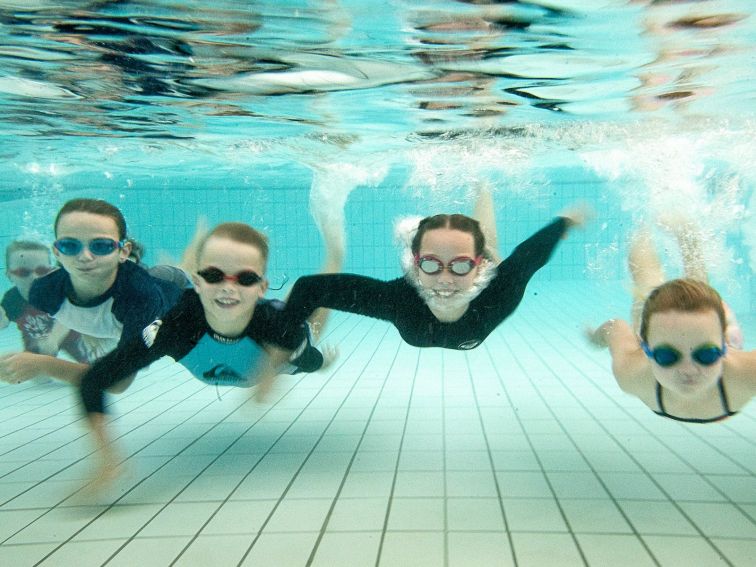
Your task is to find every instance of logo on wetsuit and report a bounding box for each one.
[457,339,481,350]
[203,364,243,384]
[142,319,163,348]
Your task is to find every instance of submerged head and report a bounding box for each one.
[640,278,727,397]
[408,213,488,308]
[52,199,131,291]
[5,240,53,300]
[192,222,269,329]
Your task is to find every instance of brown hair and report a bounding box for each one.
[6,240,51,267]
[54,198,128,240]
[411,214,486,257]
[198,222,269,267]
[639,278,726,342]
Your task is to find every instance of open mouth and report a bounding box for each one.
[433,289,457,298]
[214,297,240,308]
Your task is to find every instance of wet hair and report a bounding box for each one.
[6,240,51,268]
[54,198,128,240]
[127,239,145,264]
[410,214,486,257]
[639,278,726,342]
[197,222,269,267]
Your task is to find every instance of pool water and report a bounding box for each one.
[0,1,754,565]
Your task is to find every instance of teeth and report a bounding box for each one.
[435,290,455,297]
[216,298,238,305]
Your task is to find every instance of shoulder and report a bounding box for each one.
[113,262,182,310]
[28,268,68,312]
[722,350,756,408]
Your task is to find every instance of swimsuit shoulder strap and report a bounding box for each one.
[717,377,736,416]
[655,380,666,414]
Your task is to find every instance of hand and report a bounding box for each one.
[585,320,615,349]
[318,344,339,371]
[0,352,48,384]
[559,202,594,231]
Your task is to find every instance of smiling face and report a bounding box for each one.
[7,249,52,301]
[416,227,480,298]
[53,211,130,300]
[192,235,268,336]
[645,309,725,398]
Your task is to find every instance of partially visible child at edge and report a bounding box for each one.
[0,198,182,387]
[79,215,343,488]
[588,218,754,423]
[0,240,88,374]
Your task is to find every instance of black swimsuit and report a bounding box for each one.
[653,378,737,423]
[281,217,569,350]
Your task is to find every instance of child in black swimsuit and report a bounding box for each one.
[588,220,755,422]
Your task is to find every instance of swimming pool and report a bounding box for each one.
[0,1,754,565]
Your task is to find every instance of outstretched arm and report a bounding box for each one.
[586,318,649,396]
[0,352,88,385]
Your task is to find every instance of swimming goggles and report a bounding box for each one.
[197,267,263,287]
[8,266,53,278]
[54,238,125,257]
[414,254,482,276]
[641,342,726,368]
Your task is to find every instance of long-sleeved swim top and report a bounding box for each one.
[30,260,182,362]
[79,290,322,415]
[281,217,570,350]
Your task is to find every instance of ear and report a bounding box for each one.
[118,240,132,263]
[258,278,269,296]
[191,272,202,289]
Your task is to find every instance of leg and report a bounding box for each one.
[629,227,666,333]
[658,216,708,282]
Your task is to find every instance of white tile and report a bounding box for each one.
[495,472,551,498]
[393,471,445,498]
[107,536,191,567]
[37,539,127,567]
[576,534,656,567]
[710,537,756,567]
[380,531,444,567]
[173,534,253,566]
[678,502,756,538]
[139,501,221,537]
[264,498,332,532]
[617,500,698,536]
[446,498,505,531]
[327,497,388,531]
[311,532,381,567]
[200,500,277,535]
[503,498,567,532]
[447,532,514,567]
[560,499,632,534]
[239,532,319,567]
[73,504,163,541]
[511,533,584,567]
[642,535,732,566]
[387,498,444,531]
[547,471,610,499]
[446,471,499,497]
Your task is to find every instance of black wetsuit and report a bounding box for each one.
[282,217,569,350]
[80,290,322,415]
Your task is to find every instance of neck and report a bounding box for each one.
[205,305,255,338]
[71,271,118,303]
